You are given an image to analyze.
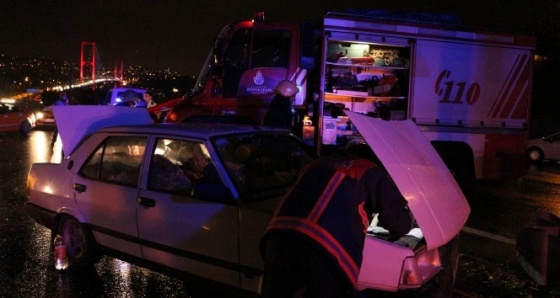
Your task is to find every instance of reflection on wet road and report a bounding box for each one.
[455,161,560,296]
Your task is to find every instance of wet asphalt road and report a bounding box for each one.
[454,164,560,297]
[1,128,559,297]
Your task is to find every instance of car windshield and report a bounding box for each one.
[212,132,314,201]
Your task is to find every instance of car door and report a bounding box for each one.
[74,135,148,258]
[136,137,241,288]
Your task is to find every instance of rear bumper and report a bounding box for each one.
[36,120,56,126]
[24,202,57,230]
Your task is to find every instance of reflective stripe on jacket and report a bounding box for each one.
[263,157,376,289]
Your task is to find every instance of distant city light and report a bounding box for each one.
[1,52,188,103]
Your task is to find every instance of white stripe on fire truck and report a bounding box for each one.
[498,54,531,119]
[488,54,531,119]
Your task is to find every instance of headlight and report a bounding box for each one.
[36,112,44,119]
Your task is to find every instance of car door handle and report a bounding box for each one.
[138,197,156,208]
[73,183,86,192]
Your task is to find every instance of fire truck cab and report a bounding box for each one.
[166,14,310,126]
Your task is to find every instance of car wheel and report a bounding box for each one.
[19,120,32,135]
[57,215,101,267]
[527,147,544,162]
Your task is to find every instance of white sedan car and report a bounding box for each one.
[527,132,560,162]
[26,107,470,296]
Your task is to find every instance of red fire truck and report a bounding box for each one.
[165,11,536,180]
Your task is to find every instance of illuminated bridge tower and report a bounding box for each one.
[80,41,97,83]
[114,60,124,82]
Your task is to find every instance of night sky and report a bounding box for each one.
[0,0,545,75]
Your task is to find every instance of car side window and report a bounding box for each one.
[148,139,229,201]
[214,133,314,201]
[80,136,147,186]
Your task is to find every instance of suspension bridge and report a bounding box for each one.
[50,41,124,91]
[0,41,125,102]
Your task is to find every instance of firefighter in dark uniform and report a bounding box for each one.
[260,145,414,297]
[263,80,298,129]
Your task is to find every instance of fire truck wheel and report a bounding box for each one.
[430,141,475,183]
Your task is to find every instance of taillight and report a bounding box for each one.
[399,248,442,288]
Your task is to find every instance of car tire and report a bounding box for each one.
[527,147,544,162]
[19,120,32,135]
[57,215,101,267]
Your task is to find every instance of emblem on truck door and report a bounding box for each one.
[253,70,265,85]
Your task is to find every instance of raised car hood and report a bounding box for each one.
[346,112,470,249]
[53,106,152,155]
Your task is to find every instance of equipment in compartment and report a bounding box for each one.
[325,42,408,100]
[326,43,409,68]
